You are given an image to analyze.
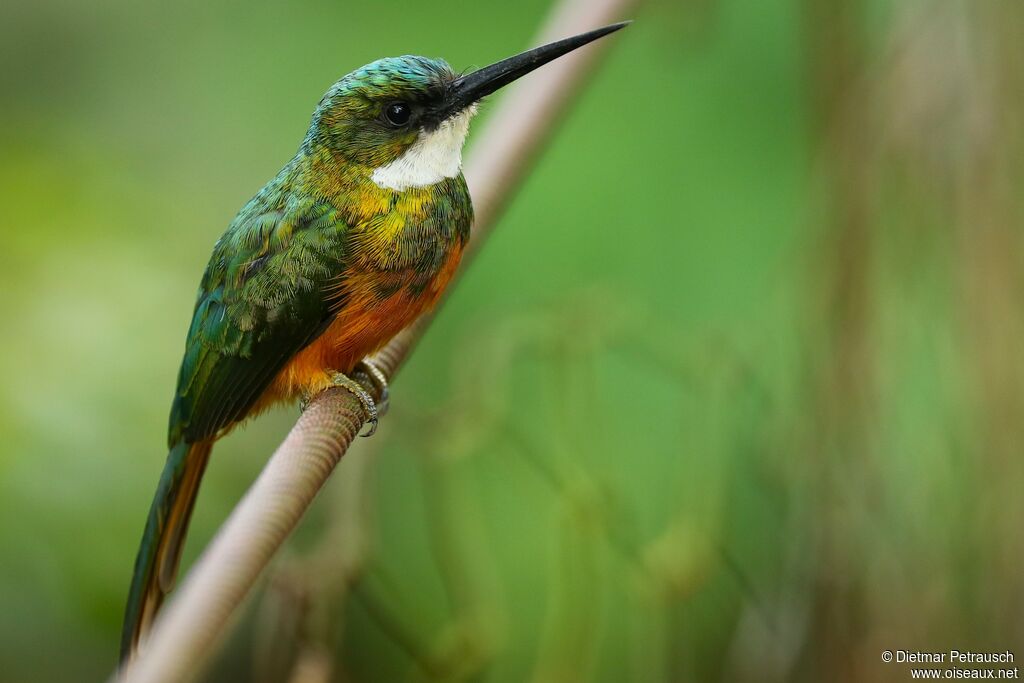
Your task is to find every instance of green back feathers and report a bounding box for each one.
[168,163,471,446]
[169,170,346,444]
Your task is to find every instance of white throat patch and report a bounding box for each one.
[370,106,476,191]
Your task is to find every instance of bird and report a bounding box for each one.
[119,21,628,663]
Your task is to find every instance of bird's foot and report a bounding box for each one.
[298,361,389,437]
[329,371,380,437]
[354,359,390,418]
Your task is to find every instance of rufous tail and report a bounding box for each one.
[119,439,212,664]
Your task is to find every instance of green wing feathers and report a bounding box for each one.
[122,180,352,663]
[120,440,211,661]
[170,192,350,445]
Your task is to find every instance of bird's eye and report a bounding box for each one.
[383,102,412,126]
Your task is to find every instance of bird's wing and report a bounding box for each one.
[168,194,349,445]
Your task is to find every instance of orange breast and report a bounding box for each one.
[260,244,463,405]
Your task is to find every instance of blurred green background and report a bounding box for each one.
[2,0,1022,681]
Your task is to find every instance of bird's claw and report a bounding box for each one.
[355,359,390,418]
[330,369,380,437]
[301,361,389,437]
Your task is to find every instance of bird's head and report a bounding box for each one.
[306,22,628,191]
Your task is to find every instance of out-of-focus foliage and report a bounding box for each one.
[1,0,1021,681]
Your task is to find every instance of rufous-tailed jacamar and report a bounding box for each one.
[121,22,628,661]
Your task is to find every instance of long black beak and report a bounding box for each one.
[445,22,629,115]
